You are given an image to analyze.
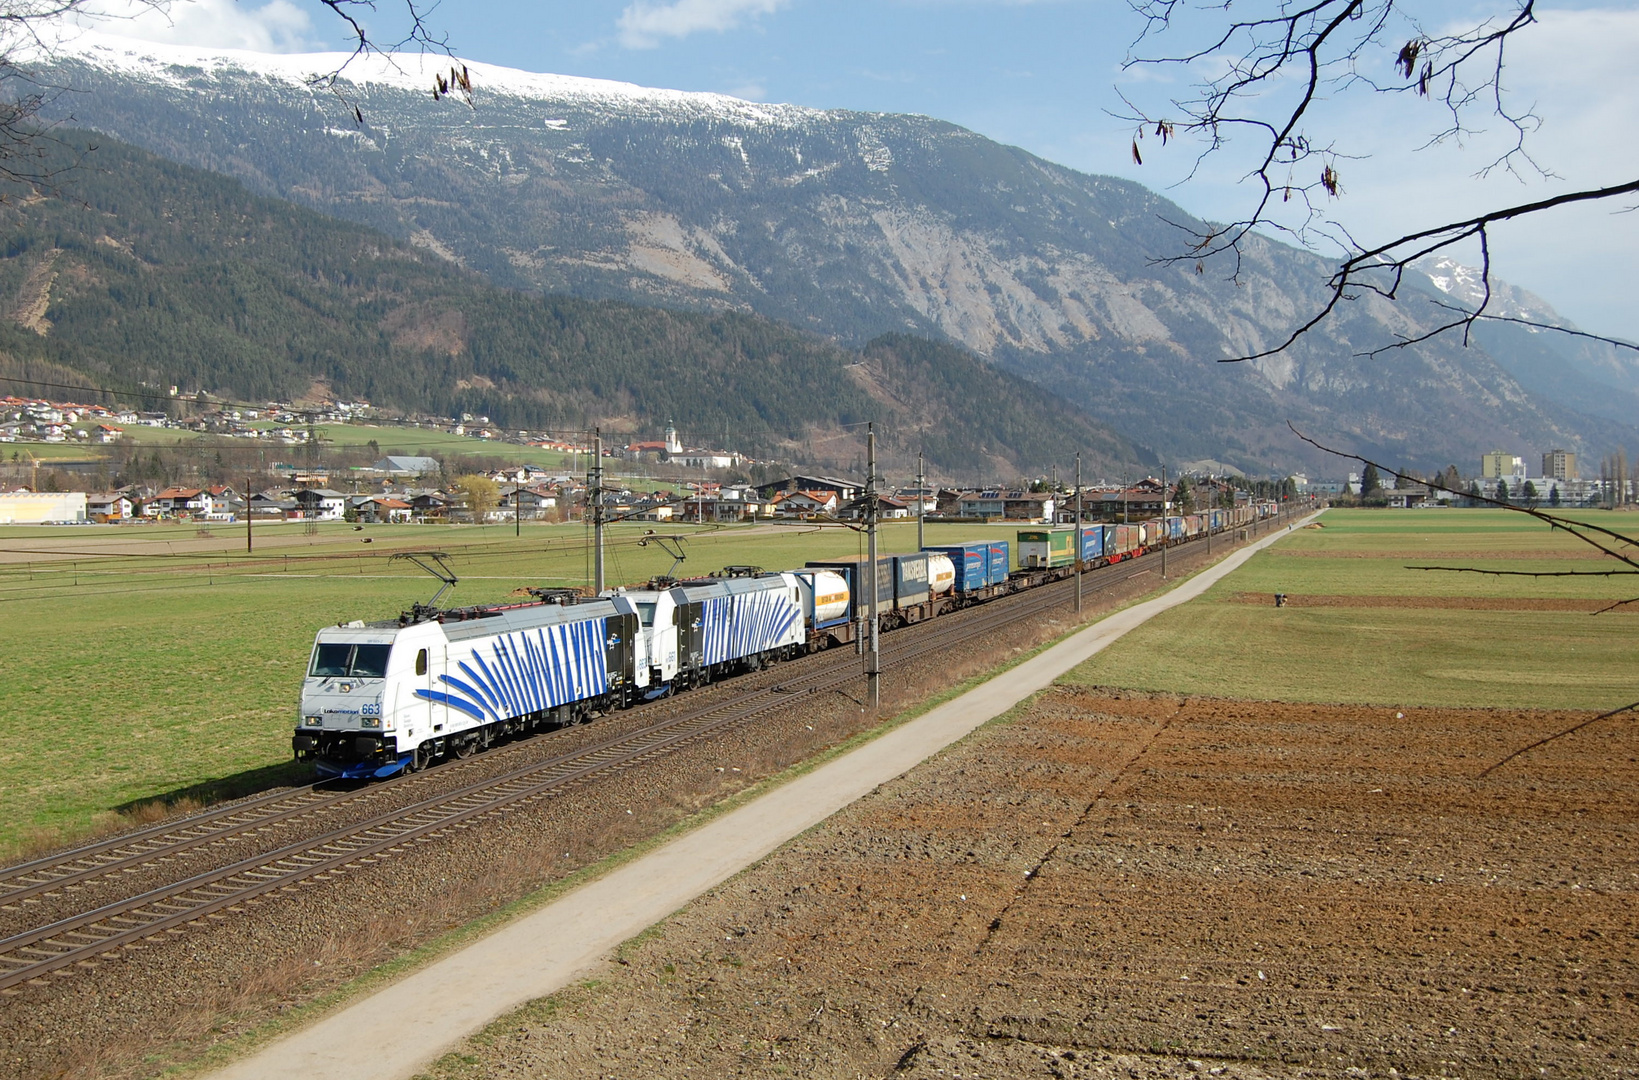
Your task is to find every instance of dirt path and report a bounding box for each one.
[201,520,1320,1080]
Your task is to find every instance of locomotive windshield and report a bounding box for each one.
[633,601,657,626]
[310,643,393,678]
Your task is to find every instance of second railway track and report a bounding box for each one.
[0,554,1162,993]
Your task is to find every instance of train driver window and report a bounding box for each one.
[416,648,428,676]
[311,643,352,677]
[350,644,392,679]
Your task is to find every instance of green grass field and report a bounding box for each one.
[4,420,583,470]
[1065,508,1639,710]
[0,518,1018,857]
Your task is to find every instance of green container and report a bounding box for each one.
[1017,528,1073,569]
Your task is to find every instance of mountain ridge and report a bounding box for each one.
[0,131,1137,480]
[32,33,1639,473]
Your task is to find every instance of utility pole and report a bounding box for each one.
[1205,474,1212,557]
[590,428,605,594]
[515,475,521,537]
[916,451,926,551]
[245,475,253,554]
[866,423,880,710]
[1074,452,1083,613]
[1160,462,1167,579]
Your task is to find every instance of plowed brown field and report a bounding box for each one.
[426,690,1639,1080]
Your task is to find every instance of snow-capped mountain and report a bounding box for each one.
[1413,255,1639,429]
[49,30,820,126]
[27,32,1637,471]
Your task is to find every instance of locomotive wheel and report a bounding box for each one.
[454,738,476,759]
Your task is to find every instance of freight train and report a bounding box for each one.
[293,502,1278,778]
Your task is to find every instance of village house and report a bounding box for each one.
[1088,481,1167,521]
[839,494,913,520]
[352,496,414,523]
[1001,492,1055,522]
[771,490,839,518]
[86,492,133,521]
[672,490,765,523]
[497,486,558,520]
[407,491,451,520]
[292,488,348,521]
[150,487,213,517]
[955,491,1005,518]
[755,474,860,503]
[250,493,297,519]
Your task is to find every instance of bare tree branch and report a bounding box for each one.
[1119,0,1636,359]
[1403,566,1639,578]
[1479,700,1639,778]
[1289,422,1639,575]
[301,0,471,117]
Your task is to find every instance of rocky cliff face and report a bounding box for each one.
[38,34,1636,473]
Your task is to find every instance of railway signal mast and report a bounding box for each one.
[1160,463,1168,579]
[916,450,926,552]
[589,428,606,594]
[866,423,881,710]
[1074,452,1083,612]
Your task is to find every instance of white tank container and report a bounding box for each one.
[925,552,955,596]
[809,569,852,624]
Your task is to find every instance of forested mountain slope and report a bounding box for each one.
[0,133,1135,478]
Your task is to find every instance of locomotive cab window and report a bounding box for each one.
[634,601,657,626]
[311,644,353,677]
[310,643,393,678]
[350,645,392,678]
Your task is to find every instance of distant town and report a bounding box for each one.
[0,392,1622,525]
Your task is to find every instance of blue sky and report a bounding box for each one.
[79,0,1639,343]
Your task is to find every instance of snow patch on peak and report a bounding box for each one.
[1415,255,1484,302]
[1410,254,1558,328]
[45,29,821,127]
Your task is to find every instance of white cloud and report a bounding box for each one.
[617,0,788,50]
[67,0,317,53]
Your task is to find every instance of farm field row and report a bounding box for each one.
[0,518,1019,858]
[1069,507,1639,710]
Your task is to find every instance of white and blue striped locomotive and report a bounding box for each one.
[293,569,852,779]
[292,503,1282,780]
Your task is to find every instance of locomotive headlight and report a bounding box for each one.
[304,715,321,727]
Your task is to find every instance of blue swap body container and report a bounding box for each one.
[986,541,1011,585]
[1078,525,1103,562]
[890,552,931,607]
[925,542,989,593]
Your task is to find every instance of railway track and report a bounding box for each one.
[0,551,1167,993]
